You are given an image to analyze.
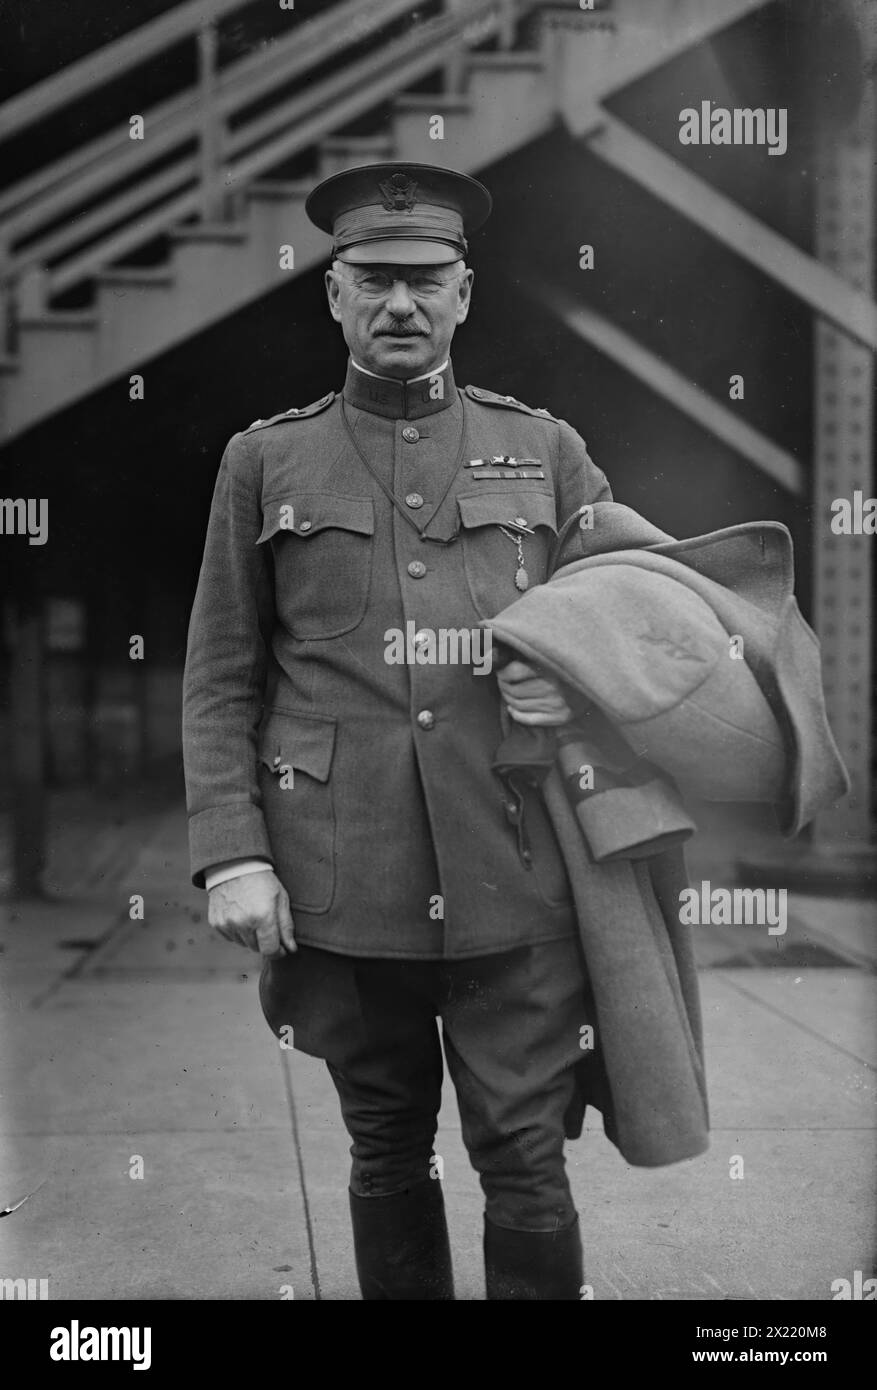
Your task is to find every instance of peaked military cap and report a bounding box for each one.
[305,161,492,265]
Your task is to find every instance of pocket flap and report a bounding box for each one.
[457,490,557,533]
[258,494,374,544]
[258,709,337,781]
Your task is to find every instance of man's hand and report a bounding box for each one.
[496,659,574,726]
[207,869,296,959]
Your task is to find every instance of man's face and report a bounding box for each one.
[325,260,474,379]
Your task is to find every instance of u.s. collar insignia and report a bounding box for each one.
[379,173,418,212]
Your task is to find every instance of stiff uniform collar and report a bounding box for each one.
[342,358,456,420]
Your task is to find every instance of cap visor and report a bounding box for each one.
[337,239,462,265]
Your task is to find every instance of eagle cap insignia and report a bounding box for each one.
[379,172,418,212]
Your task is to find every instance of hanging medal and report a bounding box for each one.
[498,524,529,591]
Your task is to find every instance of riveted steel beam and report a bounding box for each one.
[811,84,875,846]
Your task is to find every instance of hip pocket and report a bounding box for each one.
[257,707,337,912]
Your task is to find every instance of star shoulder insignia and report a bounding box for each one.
[244,391,335,432]
[464,385,558,421]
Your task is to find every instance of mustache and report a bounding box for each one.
[374,322,429,336]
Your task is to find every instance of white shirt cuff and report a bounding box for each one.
[205,858,273,891]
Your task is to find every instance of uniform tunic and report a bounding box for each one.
[183,360,612,958]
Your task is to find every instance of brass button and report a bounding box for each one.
[514,516,527,527]
[405,492,424,509]
[417,709,435,730]
[299,520,312,532]
[407,560,427,579]
[402,425,420,443]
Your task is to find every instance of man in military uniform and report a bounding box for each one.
[183,162,612,1300]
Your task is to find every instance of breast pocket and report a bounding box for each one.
[258,493,375,639]
[257,708,337,913]
[457,489,558,620]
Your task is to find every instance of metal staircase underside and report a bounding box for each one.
[0,0,867,451]
[2,0,873,854]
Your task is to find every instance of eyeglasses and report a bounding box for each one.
[342,268,462,298]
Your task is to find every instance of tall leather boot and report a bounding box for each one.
[348,1181,455,1300]
[484,1213,584,1300]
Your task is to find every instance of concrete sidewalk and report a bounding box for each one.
[1,793,874,1301]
